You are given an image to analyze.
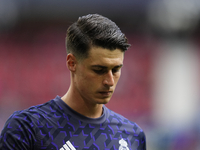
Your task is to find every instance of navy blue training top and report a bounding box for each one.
[0,96,146,150]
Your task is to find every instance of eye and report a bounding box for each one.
[112,68,121,74]
[93,69,107,75]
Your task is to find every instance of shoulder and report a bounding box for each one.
[104,106,146,149]
[1,99,59,133]
[105,106,138,125]
[9,99,56,120]
[105,106,146,137]
[0,96,68,149]
[0,99,60,149]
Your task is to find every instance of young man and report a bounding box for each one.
[0,14,146,150]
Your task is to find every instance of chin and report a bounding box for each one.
[96,98,111,104]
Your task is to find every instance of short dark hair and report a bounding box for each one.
[66,14,130,60]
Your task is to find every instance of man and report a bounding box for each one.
[0,14,146,150]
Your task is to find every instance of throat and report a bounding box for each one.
[61,93,103,118]
[78,104,104,118]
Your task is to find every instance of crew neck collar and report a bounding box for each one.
[54,95,108,124]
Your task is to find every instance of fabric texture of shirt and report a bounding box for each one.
[0,96,146,150]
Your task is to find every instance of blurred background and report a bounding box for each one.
[0,0,200,149]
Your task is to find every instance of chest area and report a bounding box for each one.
[34,116,143,150]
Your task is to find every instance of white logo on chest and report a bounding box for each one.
[60,140,76,150]
[119,139,129,150]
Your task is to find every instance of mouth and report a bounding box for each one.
[99,91,113,97]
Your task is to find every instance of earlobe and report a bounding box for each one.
[66,54,76,72]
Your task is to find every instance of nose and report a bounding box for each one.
[103,70,114,87]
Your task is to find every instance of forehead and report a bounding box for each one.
[85,46,124,66]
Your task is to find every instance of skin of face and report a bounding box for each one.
[63,46,124,117]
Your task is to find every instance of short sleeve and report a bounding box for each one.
[0,111,36,150]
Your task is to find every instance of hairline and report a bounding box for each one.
[74,45,125,62]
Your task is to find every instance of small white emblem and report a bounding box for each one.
[60,140,76,150]
[119,139,129,150]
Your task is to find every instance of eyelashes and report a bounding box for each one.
[93,68,120,75]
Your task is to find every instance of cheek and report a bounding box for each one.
[114,73,121,83]
[78,77,100,97]
[78,72,98,89]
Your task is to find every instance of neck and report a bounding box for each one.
[61,86,103,118]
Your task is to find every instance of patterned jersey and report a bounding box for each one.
[0,96,146,150]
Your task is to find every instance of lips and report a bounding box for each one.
[99,91,112,97]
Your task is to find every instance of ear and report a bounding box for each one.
[66,53,77,72]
